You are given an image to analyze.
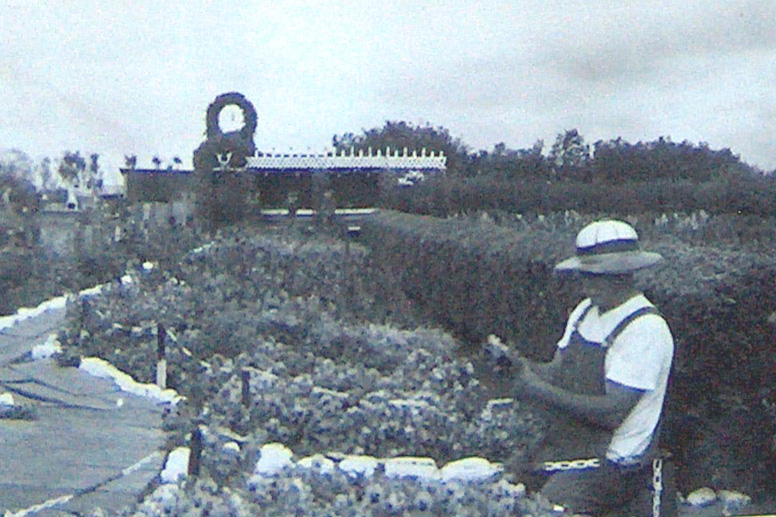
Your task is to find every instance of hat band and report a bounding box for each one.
[577,238,639,256]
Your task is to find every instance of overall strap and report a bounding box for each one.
[604,306,661,348]
[572,300,595,332]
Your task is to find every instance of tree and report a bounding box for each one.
[37,157,54,191]
[0,168,39,213]
[152,156,162,169]
[590,136,748,183]
[58,151,87,186]
[89,153,99,174]
[332,132,358,150]
[549,129,590,181]
[332,121,470,176]
[87,153,100,190]
[0,149,34,179]
[125,155,137,169]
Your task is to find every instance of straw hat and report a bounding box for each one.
[554,220,663,274]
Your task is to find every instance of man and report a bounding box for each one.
[514,219,675,516]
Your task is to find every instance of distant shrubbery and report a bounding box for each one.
[372,129,776,217]
[383,172,776,217]
[0,204,206,316]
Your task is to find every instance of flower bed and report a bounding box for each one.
[57,228,560,515]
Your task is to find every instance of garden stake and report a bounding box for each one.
[188,426,203,477]
[156,323,167,389]
[241,368,251,408]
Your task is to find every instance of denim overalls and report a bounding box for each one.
[537,302,661,463]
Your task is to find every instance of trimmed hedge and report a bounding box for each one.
[361,211,576,358]
[382,174,776,218]
[360,210,776,497]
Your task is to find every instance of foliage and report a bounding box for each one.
[205,92,258,147]
[548,129,590,180]
[378,130,770,217]
[56,228,559,515]
[333,120,470,176]
[58,150,87,183]
[0,204,206,316]
[0,149,35,179]
[35,211,776,507]
[590,137,746,183]
[0,169,40,213]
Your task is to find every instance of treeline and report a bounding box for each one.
[334,124,776,216]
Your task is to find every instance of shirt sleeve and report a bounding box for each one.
[557,298,592,350]
[605,314,674,391]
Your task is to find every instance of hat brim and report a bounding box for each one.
[554,251,663,275]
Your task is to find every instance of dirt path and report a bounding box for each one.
[0,303,166,516]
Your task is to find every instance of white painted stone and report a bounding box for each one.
[79,357,181,404]
[253,443,294,476]
[338,455,380,478]
[686,487,717,507]
[0,392,15,406]
[222,441,241,456]
[161,447,190,483]
[31,334,62,360]
[384,457,440,481]
[440,457,503,482]
[717,489,751,509]
[297,454,336,475]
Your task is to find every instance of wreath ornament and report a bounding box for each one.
[192,92,259,227]
[205,91,258,144]
[194,92,257,171]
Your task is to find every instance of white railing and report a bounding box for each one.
[246,147,446,171]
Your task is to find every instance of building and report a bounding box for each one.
[120,147,446,210]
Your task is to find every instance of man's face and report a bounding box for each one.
[580,274,623,309]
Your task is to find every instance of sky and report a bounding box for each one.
[2,0,776,187]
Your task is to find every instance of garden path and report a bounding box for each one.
[0,304,166,516]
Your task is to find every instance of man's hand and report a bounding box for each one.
[482,334,522,375]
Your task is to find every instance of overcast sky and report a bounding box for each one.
[2,0,775,185]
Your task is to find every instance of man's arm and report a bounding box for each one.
[530,349,564,383]
[515,358,643,430]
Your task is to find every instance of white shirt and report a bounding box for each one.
[557,294,674,462]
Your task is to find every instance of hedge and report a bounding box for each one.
[382,174,776,218]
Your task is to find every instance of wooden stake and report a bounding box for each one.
[188,427,202,477]
[241,369,251,408]
[156,323,167,389]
